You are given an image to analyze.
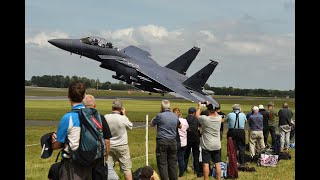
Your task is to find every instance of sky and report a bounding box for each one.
[25,0,295,90]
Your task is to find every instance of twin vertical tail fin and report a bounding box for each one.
[182,60,218,92]
[165,46,200,75]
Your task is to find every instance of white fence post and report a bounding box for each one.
[146,114,149,166]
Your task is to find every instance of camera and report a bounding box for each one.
[201,101,207,105]
[120,107,125,115]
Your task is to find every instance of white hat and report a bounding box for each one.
[258,104,264,109]
[252,106,259,111]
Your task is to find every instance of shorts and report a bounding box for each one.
[107,144,132,173]
[201,149,221,164]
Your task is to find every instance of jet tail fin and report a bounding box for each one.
[182,60,218,92]
[165,46,200,75]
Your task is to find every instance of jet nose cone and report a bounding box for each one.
[48,39,72,51]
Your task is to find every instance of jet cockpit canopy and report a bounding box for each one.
[80,36,114,48]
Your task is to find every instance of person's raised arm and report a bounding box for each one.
[151,114,160,127]
[195,101,202,119]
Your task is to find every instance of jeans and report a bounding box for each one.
[156,139,178,180]
[184,141,200,175]
[177,146,186,176]
[280,129,290,150]
[263,125,269,147]
[266,126,276,147]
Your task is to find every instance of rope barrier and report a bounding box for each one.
[131,153,155,160]
[25,143,40,147]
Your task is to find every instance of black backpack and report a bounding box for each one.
[186,115,200,138]
[272,134,281,155]
[66,108,106,166]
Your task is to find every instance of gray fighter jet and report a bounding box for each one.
[48,36,219,106]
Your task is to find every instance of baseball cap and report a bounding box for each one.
[258,104,264,109]
[40,132,54,159]
[188,107,196,114]
[112,99,123,109]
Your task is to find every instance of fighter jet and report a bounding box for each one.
[48,36,219,106]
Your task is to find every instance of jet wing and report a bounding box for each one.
[189,90,219,107]
[121,46,158,65]
[136,67,219,105]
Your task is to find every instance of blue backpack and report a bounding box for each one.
[67,108,106,166]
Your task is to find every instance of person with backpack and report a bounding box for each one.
[83,94,113,180]
[196,102,222,180]
[226,104,247,166]
[184,107,202,177]
[51,81,93,180]
[105,99,133,180]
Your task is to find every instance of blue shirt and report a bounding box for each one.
[246,111,253,120]
[56,104,84,152]
[226,112,247,129]
[152,109,180,140]
[248,113,263,131]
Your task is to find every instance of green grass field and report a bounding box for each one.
[26,126,295,180]
[25,87,295,179]
[25,87,295,122]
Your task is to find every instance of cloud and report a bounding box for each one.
[25,31,69,48]
[224,41,265,55]
[199,30,216,43]
[26,21,294,90]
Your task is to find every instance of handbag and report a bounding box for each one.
[258,153,278,167]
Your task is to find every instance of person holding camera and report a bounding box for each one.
[151,100,182,180]
[105,99,133,180]
[195,101,222,180]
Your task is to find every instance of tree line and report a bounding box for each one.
[25,75,295,98]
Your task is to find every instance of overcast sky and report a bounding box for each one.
[25,0,295,90]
